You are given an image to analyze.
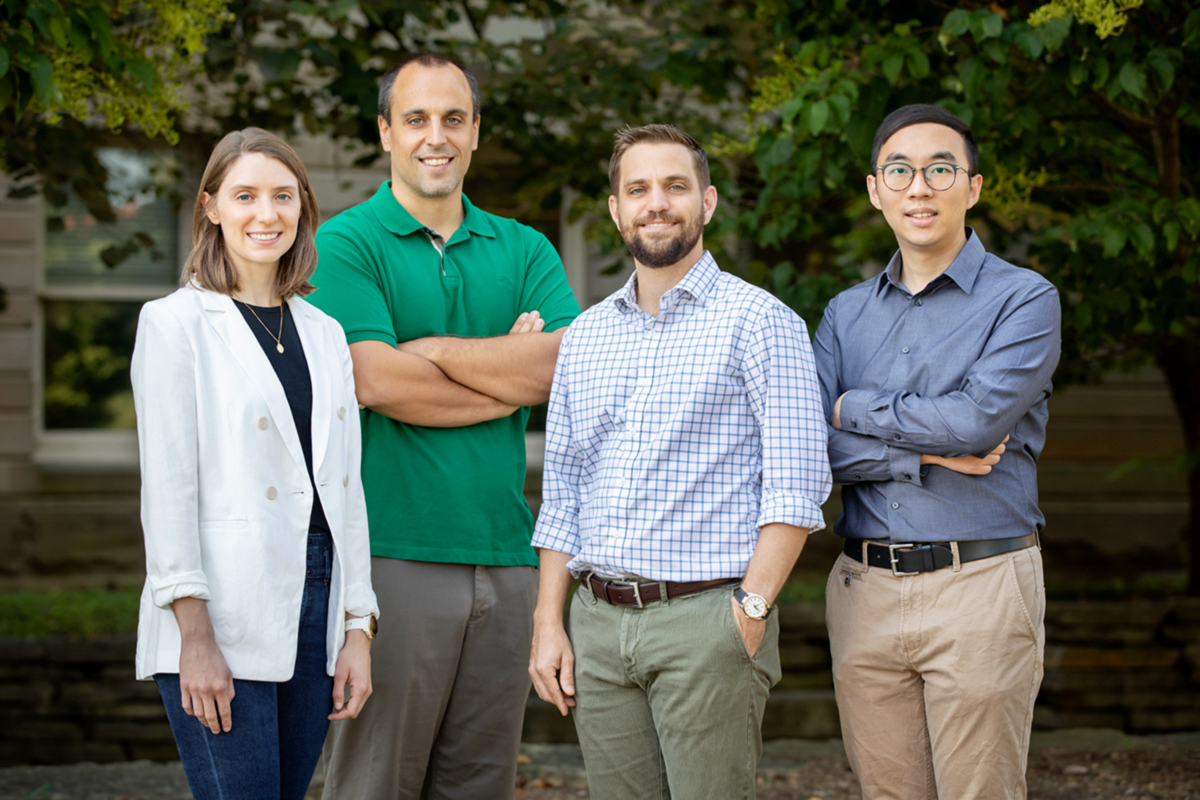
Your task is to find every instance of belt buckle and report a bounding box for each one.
[628,580,644,608]
[887,543,921,576]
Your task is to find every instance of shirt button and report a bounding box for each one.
[343,475,349,487]
[337,406,347,420]
[915,299,923,307]
[853,474,862,481]
[257,417,269,430]
[266,486,278,500]
[620,476,629,486]
[902,347,910,354]
[894,434,902,440]
[850,421,858,429]
[903,474,912,481]
[892,502,900,509]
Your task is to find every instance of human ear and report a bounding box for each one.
[966,173,984,210]
[202,193,219,225]
[866,174,883,211]
[608,195,621,228]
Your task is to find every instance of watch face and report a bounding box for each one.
[368,616,378,637]
[743,595,768,619]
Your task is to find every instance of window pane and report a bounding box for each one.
[43,300,142,430]
[44,150,181,288]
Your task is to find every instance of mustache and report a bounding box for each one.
[632,212,685,227]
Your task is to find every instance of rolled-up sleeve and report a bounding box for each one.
[743,304,830,532]
[531,328,583,555]
[132,303,210,609]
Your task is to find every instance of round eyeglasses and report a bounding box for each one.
[874,162,970,192]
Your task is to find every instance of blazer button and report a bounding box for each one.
[257,417,269,430]
[266,486,277,500]
[342,475,349,487]
[337,406,347,420]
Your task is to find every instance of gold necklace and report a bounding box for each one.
[235,296,285,353]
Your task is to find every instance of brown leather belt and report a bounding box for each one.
[586,573,741,607]
[843,531,1038,576]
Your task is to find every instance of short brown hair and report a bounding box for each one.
[378,52,480,123]
[181,128,319,299]
[608,124,710,195]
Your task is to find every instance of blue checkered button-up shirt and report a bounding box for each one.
[532,252,831,582]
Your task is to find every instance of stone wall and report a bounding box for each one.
[4,598,1198,766]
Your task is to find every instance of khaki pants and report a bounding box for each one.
[321,559,537,800]
[569,582,782,800]
[826,544,1045,800]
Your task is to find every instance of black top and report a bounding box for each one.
[235,300,331,535]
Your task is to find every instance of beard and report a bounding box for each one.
[621,211,704,268]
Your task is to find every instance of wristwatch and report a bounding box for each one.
[734,588,771,620]
[345,615,378,639]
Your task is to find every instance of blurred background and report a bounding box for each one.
[0,0,1197,767]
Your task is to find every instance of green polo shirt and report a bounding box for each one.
[310,182,580,566]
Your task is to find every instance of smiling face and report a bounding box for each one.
[378,62,480,206]
[867,122,983,258]
[204,152,301,282]
[608,142,717,270]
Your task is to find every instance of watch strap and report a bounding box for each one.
[345,615,377,639]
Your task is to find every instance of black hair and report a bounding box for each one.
[870,104,978,175]
[377,52,480,123]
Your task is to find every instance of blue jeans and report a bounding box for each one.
[156,531,334,800]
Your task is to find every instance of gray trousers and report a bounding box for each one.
[569,581,782,800]
[321,558,537,800]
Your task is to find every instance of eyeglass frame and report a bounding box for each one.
[871,161,972,192]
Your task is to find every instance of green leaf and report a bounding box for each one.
[982,39,1007,63]
[1016,30,1044,60]
[828,93,851,125]
[907,49,930,78]
[1129,224,1154,256]
[942,9,971,36]
[1163,221,1180,253]
[1037,15,1071,51]
[980,12,1004,39]
[1118,62,1146,100]
[126,58,155,89]
[1092,58,1110,89]
[29,53,53,109]
[48,14,67,48]
[881,53,904,84]
[782,96,804,124]
[960,58,985,95]
[1184,9,1200,50]
[86,7,113,58]
[0,46,8,80]
[1069,60,1087,85]
[0,75,12,112]
[1102,225,1127,257]
[806,99,829,136]
[1177,198,1200,235]
[1145,49,1175,93]
[1152,198,1172,224]
[1183,257,1200,285]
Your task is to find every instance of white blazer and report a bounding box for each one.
[131,284,378,681]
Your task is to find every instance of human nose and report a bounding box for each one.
[426,119,447,146]
[646,184,670,212]
[255,196,279,223]
[907,168,934,197]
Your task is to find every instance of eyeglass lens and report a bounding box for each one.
[880,162,961,191]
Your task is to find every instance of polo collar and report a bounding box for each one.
[878,227,985,296]
[368,181,496,240]
[612,250,719,314]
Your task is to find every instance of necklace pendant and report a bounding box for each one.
[276,343,285,354]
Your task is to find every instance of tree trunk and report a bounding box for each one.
[1157,339,1200,595]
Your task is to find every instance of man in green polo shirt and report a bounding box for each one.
[309,52,579,800]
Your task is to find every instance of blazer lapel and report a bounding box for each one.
[290,298,331,476]
[195,288,308,476]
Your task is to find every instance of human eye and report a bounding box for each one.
[928,163,954,176]
[276,193,292,202]
[884,163,912,178]
[236,192,252,202]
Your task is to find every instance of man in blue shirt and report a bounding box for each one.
[814,104,1061,800]
[529,124,831,799]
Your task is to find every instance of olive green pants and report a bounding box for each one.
[569,581,782,800]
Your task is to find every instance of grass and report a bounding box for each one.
[0,585,141,640]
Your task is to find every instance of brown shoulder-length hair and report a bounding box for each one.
[181,128,319,299]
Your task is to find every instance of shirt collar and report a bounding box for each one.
[368,182,496,240]
[612,250,720,314]
[877,227,986,296]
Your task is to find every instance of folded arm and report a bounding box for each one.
[833,285,1061,456]
[398,316,566,407]
[349,339,517,428]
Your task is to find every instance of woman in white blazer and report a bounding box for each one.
[131,128,378,800]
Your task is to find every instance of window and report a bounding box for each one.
[35,149,183,470]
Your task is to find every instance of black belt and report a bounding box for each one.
[586,574,740,607]
[843,532,1038,576]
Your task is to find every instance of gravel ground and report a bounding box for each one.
[1,730,1196,799]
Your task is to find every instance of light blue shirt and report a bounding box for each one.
[532,251,831,582]
[814,229,1061,542]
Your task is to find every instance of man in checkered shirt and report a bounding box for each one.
[528,124,832,799]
